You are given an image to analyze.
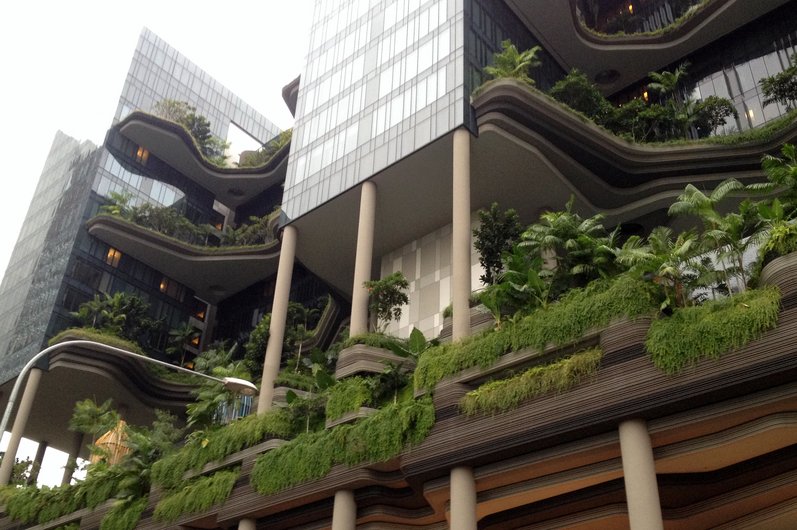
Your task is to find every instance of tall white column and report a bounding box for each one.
[331,489,357,530]
[238,518,256,530]
[350,181,377,337]
[619,419,664,530]
[0,367,43,485]
[452,128,472,342]
[258,225,298,413]
[26,439,48,485]
[450,466,477,530]
[62,431,84,486]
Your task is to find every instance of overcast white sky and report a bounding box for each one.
[0,0,314,486]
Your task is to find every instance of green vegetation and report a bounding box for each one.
[326,376,374,420]
[473,203,523,285]
[48,327,144,354]
[460,348,603,416]
[97,193,279,249]
[484,40,541,86]
[365,272,410,332]
[153,99,230,166]
[647,286,781,373]
[100,497,148,530]
[151,408,293,490]
[580,0,710,38]
[342,332,407,350]
[761,55,797,110]
[250,397,434,495]
[415,275,658,389]
[154,468,240,522]
[238,129,293,167]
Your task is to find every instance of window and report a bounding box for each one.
[135,146,150,165]
[105,247,122,268]
[159,276,187,302]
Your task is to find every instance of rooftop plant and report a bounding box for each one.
[460,348,603,416]
[484,40,541,86]
[153,99,230,166]
[238,129,292,168]
[250,397,434,495]
[153,468,240,523]
[365,272,410,332]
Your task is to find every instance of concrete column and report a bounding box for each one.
[258,225,298,413]
[238,518,256,530]
[331,489,357,530]
[619,419,664,530]
[62,431,84,486]
[26,439,48,486]
[450,466,477,530]
[349,181,377,337]
[451,128,472,342]
[0,367,43,485]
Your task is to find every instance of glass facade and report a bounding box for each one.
[0,29,280,383]
[284,0,466,220]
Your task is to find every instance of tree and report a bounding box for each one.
[760,60,797,109]
[549,69,613,124]
[69,398,121,444]
[238,129,292,168]
[152,99,230,165]
[647,62,690,105]
[364,272,410,332]
[166,322,201,366]
[484,40,542,86]
[473,203,522,285]
[694,95,738,137]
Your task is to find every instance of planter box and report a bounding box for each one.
[335,344,414,379]
[599,315,652,365]
[271,386,311,407]
[438,304,494,343]
[760,250,797,300]
[325,406,377,429]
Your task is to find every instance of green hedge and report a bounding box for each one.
[415,275,658,389]
[647,286,781,373]
[460,348,603,416]
[251,397,434,495]
[48,327,144,354]
[342,332,407,350]
[151,409,293,490]
[154,469,239,522]
[325,376,373,421]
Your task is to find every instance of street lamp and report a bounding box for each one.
[0,340,258,485]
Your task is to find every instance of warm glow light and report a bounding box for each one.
[159,278,168,292]
[135,146,149,164]
[643,90,649,101]
[628,4,634,14]
[747,108,755,121]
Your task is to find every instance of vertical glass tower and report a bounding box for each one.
[0,28,279,384]
[283,0,561,222]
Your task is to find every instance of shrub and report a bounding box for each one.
[100,497,148,530]
[365,272,410,332]
[326,376,374,421]
[646,286,781,373]
[460,348,603,415]
[251,398,434,495]
[154,469,239,522]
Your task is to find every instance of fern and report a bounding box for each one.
[154,469,239,522]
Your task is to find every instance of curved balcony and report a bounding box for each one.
[86,214,281,302]
[111,111,289,207]
[504,0,790,93]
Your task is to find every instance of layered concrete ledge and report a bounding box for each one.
[112,111,289,207]
[87,214,281,302]
[335,344,415,379]
[472,78,797,225]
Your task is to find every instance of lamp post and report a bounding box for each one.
[0,340,258,486]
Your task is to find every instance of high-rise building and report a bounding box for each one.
[2,2,797,528]
[0,29,280,384]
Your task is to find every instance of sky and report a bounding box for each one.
[0,0,315,486]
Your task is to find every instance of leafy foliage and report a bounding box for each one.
[473,203,523,285]
[69,398,120,442]
[154,468,240,522]
[151,408,293,490]
[48,327,144,353]
[364,272,410,332]
[153,99,230,165]
[414,275,658,389]
[70,291,161,348]
[646,287,781,373]
[760,57,797,110]
[549,69,614,124]
[484,40,541,85]
[238,129,292,167]
[460,348,603,415]
[100,497,148,530]
[342,332,407,350]
[326,376,374,420]
[251,397,435,495]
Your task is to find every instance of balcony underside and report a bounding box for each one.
[113,112,288,208]
[505,0,791,94]
[87,215,281,303]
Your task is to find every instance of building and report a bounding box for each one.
[0,28,286,483]
[2,1,797,528]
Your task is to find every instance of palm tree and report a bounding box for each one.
[647,62,690,105]
[615,227,702,309]
[167,323,201,367]
[484,40,542,86]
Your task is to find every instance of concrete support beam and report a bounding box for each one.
[452,128,472,342]
[0,367,43,485]
[258,225,298,413]
[62,431,84,486]
[350,181,377,337]
[619,418,664,530]
[450,465,477,530]
[331,489,357,530]
[26,439,48,486]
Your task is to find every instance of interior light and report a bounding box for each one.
[628,4,634,14]
[643,90,649,101]
[747,108,755,121]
